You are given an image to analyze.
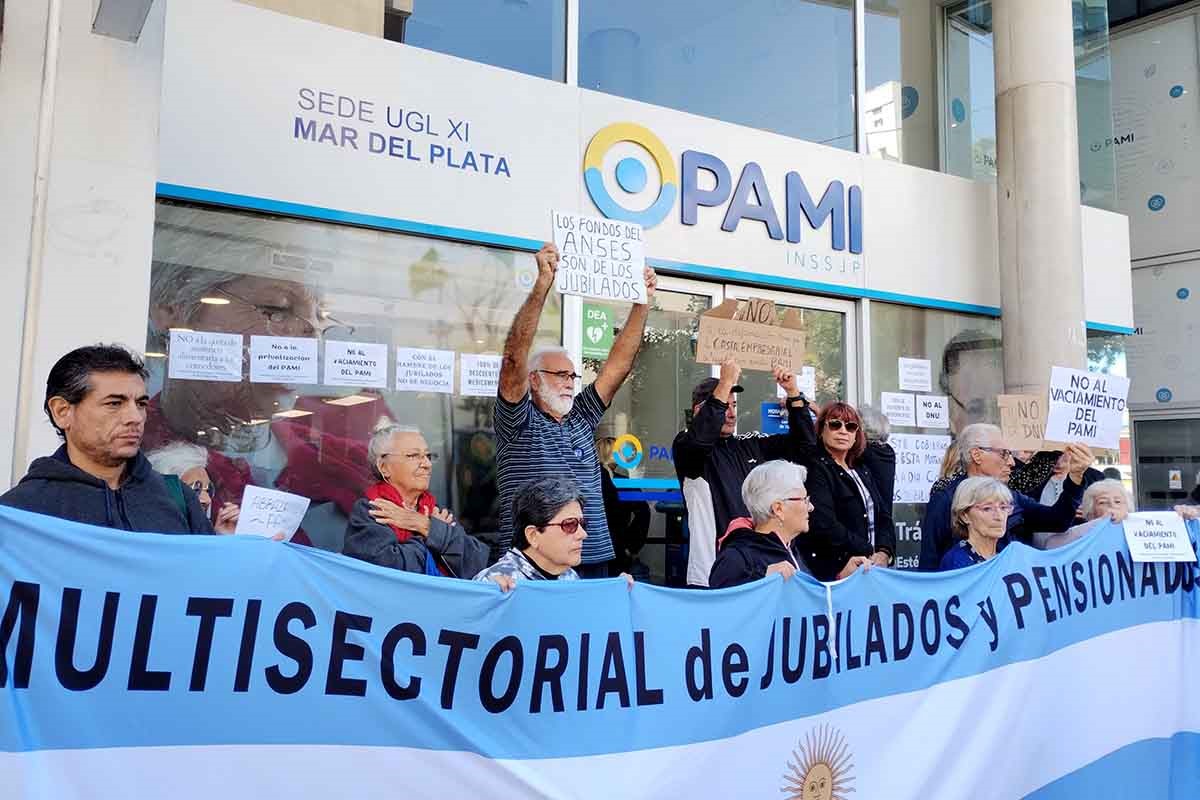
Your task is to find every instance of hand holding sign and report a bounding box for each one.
[533,242,559,288]
[234,486,309,541]
[1063,442,1095,484]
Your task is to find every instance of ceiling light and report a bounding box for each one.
[273,409,313,419]
[200,297,231,305]
[323,395,376,407]
[144,351,166,358]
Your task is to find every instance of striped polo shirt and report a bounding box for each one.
[494,384,613,564]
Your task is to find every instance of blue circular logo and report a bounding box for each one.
[1178,288,1191,300]
[951,98,966,124]
[614,157,648,193]
[901,86,919,120]
[1170,84,1185,98]
[1156,388,1173,403]
[1148,194,1166,211]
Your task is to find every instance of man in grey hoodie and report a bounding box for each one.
[0,345,213,534]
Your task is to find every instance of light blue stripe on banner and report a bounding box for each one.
[1024,732,1200,799]
[612,478,680,490]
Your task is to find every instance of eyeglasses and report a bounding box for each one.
[535,369,581,382]
[188,480,215,496]
[382,451,439,463]
[977,446,1015,462]
[783,496,814,508]
[215,287,355,338]
[825,419,859,433]
[971,502,1014,515]
[543,517,585,534]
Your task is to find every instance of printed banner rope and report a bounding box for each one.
[0,506,1197,799]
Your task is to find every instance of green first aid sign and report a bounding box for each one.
[582,303,614,359]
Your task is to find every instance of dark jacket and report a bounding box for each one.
[709,525,812,589]
[861,440,896,517]
[0,446,213,534]
[801,446,895,581]
[343,498,490,578]
[918,473,1083,571]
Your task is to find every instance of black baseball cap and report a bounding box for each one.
[692,377,744,407]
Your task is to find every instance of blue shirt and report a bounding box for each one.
[494,384,612,563]
[938,538,1001,571]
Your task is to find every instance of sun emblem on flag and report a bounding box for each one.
[781,724,855,800]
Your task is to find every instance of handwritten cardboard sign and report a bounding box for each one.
[694,298,806,372]
[998,393,1062,452]
[552,211,646,304]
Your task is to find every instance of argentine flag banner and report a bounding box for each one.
[0,505,1197,799]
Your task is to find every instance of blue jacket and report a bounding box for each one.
[918,473,1082,571]
[0,446,213,534]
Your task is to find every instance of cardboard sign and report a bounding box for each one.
[1123,512,1197,563]
[234,486,310,542]
[998,393,1061,452]
[881,392,916,428]
[552,211,646,304]
[694,298,806,372]
[1044,367,1130,450]
[891,433,953,503]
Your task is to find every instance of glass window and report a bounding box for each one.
[146,201,561,552]
[389,0,567,82]
[579,0,856,149]
[864,1,940,171]
[1087,330,1131,481]
[869,302,1004,569]
[1132,418,1200,510]
[581,288,715,586]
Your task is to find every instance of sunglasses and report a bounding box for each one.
[543,517,586,535]
[824,419,859,433]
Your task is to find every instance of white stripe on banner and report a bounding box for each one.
[4,619,1195,799]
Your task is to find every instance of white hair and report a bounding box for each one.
[741,460,809,526]
[367,423,422,481]
[146,441,209,477]
[858,404,890,443]
[1081,479,1133,520]
[951,476,1012,539]
[958,423,1002,471]
[527,346,571,374]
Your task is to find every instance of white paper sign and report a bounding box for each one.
[460,354,502,397]
[234,486,311,542]
[1044,366,1130,449]
[324,341,388,388]
[898,357,933,392]
[552,210,647,304]
[776,365,817,399]
[1169,469,1183,490]
[168,330,243,382]
[249,336,318,384]
[396,348,455,394]
[1123,512,1197,563]
[881,392,917,428]
[890,433,953,503]
[916,395,950,429]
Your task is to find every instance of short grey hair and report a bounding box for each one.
[147,261,244,345]
[958,423,1002,471]
[951,476,1012,539]
[512,476,584,550]
[367,423,422,481]
[1081,479,1133,520]
[741,460,809,526]
[858,404,890,443]
[146,441,208,476]
[527,346,572,374]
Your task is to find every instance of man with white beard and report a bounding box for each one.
[495,242,657,577]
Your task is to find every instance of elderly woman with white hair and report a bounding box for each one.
[1033,479,1200,549]
[709,460,872,588]
[940,476,1014,570]
[342,423,489,577]
[146,441,240,533]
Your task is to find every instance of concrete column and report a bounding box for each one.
[993,0,1088,395]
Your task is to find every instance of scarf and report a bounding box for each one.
[364,481,435,543]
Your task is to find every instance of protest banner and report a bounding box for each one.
[1,506,1196,798]
[694,298,806,372]
[552,211,646,304]
[1044,367,1130,450]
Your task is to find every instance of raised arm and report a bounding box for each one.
[499,243,559,404]
[593,267,658,404]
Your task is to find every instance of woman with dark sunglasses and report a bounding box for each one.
[474,476,586,591]
[798,402,896,580]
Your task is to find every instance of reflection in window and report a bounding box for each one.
[864,1,939,171]
[146,201,561,553]
[387,0,567,81]
[579,0,855,149]
[1087,330,1130,480]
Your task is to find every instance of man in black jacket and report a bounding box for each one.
[673,359,815,587]
[1,345,213,534]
